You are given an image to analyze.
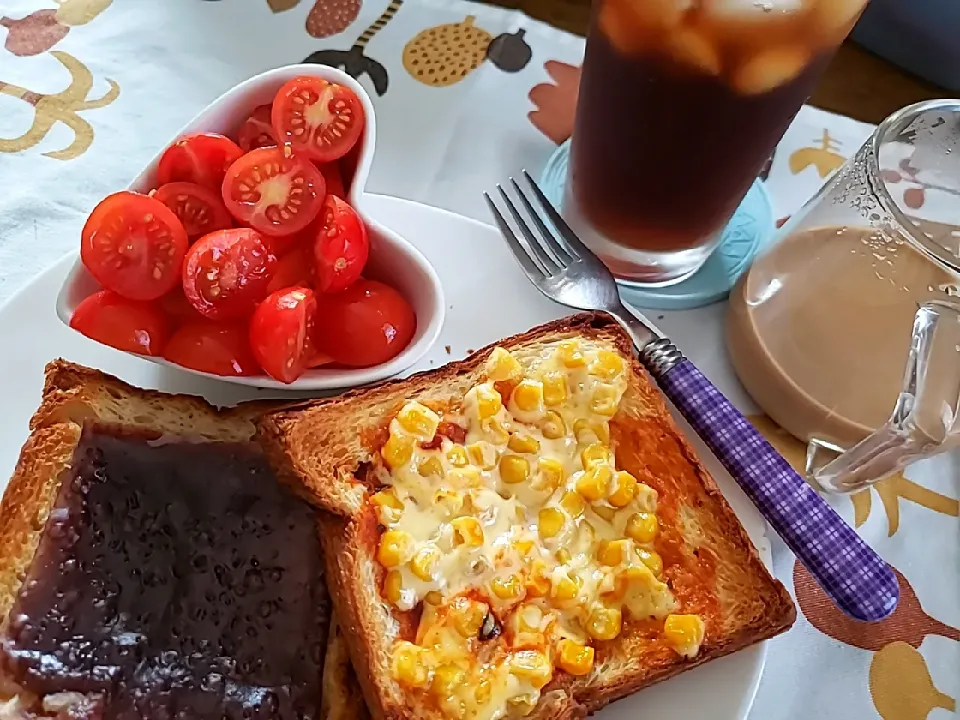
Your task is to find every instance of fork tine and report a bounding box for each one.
[510,178,573,264]
[521,169,597,261]
[497,185,560,274]
[484,192,546,283]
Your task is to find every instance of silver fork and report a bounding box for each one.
[485,171,898,623]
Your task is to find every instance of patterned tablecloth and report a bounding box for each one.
[1,1,958,718]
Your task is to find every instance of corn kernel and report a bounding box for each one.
[371,489,403,510]
[511,380,544,414]
[590,385,619,417]
[576,465,612,502]
[580,443,613,469]
[411,545,440,581]
[589,349,624,381]
[597,539,629,566]
[432,663,467,697]
[587,606,622,641]
[555,548,572,564]
[525,564,551,598]
[540,411,566,440]
[467,441,497,470]
[392,641,428,687]
[475,678,492,705]
[608,470,637,507]
[542,372,568,407]
[434,488,464,515]
[383,570,403,605]
[557,339,586,368]
[446,445,469,467]
[518,605,543,633]
[552,572,581,601]
[452,517,484,547]
[664,614,705,658]
[475,383,503,420]
[507,433,540,454]
[449,467,481,487]
[509,650,553,689]
[500,455,530,484]
[486,347,523,382]
[484,418,510,444]
[377,530,412,567]
[557,639,595,676]
[636,548,664,576]
[381,433,414,469]
[418,456,444,478]
[491,574,523,600]
[626,512,659,544]
[560,491,584,518]
[397,401,441,441]
[451,597,487,637]
[538,507,566,539]
[513,539,535,556]
[424,590,443,605]
[533,458,564,493]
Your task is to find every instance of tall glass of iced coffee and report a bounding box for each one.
[564,0,869,285]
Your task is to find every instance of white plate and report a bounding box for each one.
[0,194,770,720]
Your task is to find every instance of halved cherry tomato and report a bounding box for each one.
[163,320,260,376]
[81,191,188,301]
[157,287,201,324]
[318,161,346,199]
[156,133,243,191]
[267,244,314,293]
[69,290,169,356]
[237,104,277,151]
[250,287,318,383]
[313,279,415,367]
[272,77,364,163]
[182,228,277,320]
[153,182,232,240]
[221,146,326,237]
[312,195,368,293]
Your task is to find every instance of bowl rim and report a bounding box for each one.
[55,64,446,391]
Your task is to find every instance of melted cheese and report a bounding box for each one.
[373,339,703,719]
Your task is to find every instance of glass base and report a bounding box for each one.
[539,139,775,310]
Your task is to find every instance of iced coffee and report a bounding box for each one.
[565,0,869,285]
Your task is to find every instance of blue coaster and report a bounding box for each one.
[540,139,774,311]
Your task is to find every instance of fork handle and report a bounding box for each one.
[648,356,899,622]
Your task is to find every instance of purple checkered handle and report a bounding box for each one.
[646,354,899,622]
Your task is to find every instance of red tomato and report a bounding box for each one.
[156,133,243,191]
[267,244,314,293]
[163,320,260,377]
[313,195,368,293]
[81,191,188,301]
[157,287,201,324]
[221,146,326,237]
[182,228,277,320]
[152,182,232,240]
[314,279,415,367]
[318,161,346,199]
[249,287,318,383]
[272,77,364,163]
[237,104,277,151]
[69,290,169,356]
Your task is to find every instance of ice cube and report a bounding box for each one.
[599,0,693,56]
[664,27,722,76]
[703,0,805,22]
[731,45,810,95]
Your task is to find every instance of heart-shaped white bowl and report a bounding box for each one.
[55,65,445,391]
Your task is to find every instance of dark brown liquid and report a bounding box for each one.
[1,428,329,719]
[570,10,831,253]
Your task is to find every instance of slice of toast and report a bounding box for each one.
[260,312,797,720]
[0,360,371,719]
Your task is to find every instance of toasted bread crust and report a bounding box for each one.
[260,312,797,720]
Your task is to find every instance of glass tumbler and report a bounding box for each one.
[563,0,870,286]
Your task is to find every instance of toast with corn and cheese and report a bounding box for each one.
[0,361,370,720]
[259,312,797,720]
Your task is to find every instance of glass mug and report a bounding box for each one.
[727,99,960,493]
[562,0,870,286]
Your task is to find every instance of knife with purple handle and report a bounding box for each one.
[639,336,900,622]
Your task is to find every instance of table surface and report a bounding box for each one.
[482,0,946,125]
